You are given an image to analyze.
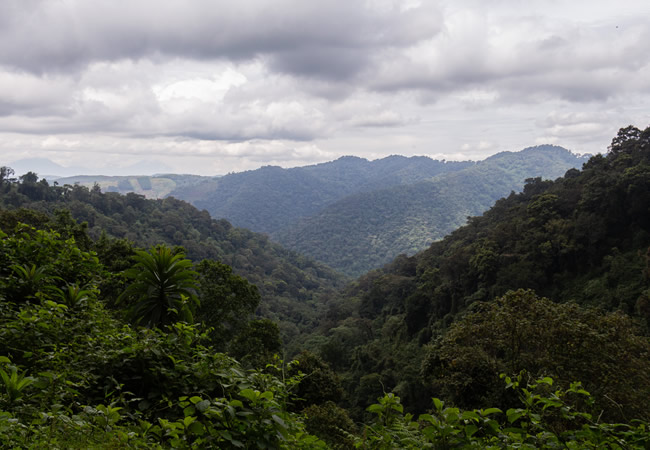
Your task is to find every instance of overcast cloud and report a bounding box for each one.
[1,0,649,175]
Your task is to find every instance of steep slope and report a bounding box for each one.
[0,178,346,350]
[311,126,650,418]
[277,145,589,276]
[170,155,472,234]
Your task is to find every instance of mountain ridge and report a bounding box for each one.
[274,145,589,275]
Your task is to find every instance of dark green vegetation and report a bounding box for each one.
[170,147,587,276]
[0,170,346,352]
[171,155,473,235]
[0,208,647,447]
[277,146,589,276]
[2,125,650,447]
[0,226,326,447]
[53,148,587,276]
[307,126,650,431]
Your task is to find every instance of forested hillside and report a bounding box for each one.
[1,126,650,447]
[52,173,210,199]
[0,171,345,351]
[277,145,589,276]
[170,155,473,235]
[310,126,650,423]
[50,148,587,277]
[1,215,646,447]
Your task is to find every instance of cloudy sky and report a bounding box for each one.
[1,0,649,175]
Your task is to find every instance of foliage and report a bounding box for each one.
[2,126,650,447]
[195,259,260,347]
[0,224,325,448]
[289,351,345,411]
[303,401,357,449]
[118,245,199,327]
[275,145,587,276]
[228,319,283,368]
[0,173,347,351]
[173,155,473,236]
[309,126,650,422]
[422,289,650,422]
[356,375,650,449]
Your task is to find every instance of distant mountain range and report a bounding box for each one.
[170,155,474,234]
[6,158,174,178]
[170,146,589,276]
[13,147,590,276]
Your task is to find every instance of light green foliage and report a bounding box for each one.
[357,375,650,449]
[0,171,346,351]
[0,362,34,405]
[0,224,103,306]
[0,224,325,448]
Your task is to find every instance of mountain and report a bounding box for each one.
[5,157,86,178]
[169,155,473,235]
[275,145,589,276]
[0,175,346,351]
[53,173,211,199]
[5,157,174,178]
[310,126,650,420]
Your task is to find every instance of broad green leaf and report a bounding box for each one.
[367,404,383,413]
[507,408,525,424]
[482,408,502,416]
[461,411,481,421]
[464,424,479,437]
[196,400,210,413]
[239,388,257,402]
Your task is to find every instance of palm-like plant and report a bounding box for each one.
[0,364,34,405]
[118,246,199,327]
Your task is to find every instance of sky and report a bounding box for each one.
[1,0,649,176]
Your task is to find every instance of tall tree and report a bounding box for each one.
[195,259,260,346]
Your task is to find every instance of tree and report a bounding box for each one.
[19,171,38,184]
[422,289,650,422]
[195,259,260,347]
[0,166,16,190]
[118,245,199,327]
[228,319,281,368]
[289,351,344,411]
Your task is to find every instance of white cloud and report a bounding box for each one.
[0,0,649,174]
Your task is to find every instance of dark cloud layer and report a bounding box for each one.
[0,0,441,81]
[0,1,649,175]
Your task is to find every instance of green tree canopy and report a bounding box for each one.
[422,289,650,422]
[195,259,260,347]
[119,245,199,327]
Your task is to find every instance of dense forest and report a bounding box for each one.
[310,125,650,424]
[1,125,650,447]
[0,173,346,354]
[48,147,588,277]
[276,145,588,276]
[172,147,587,276]
[170,155,473,236]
